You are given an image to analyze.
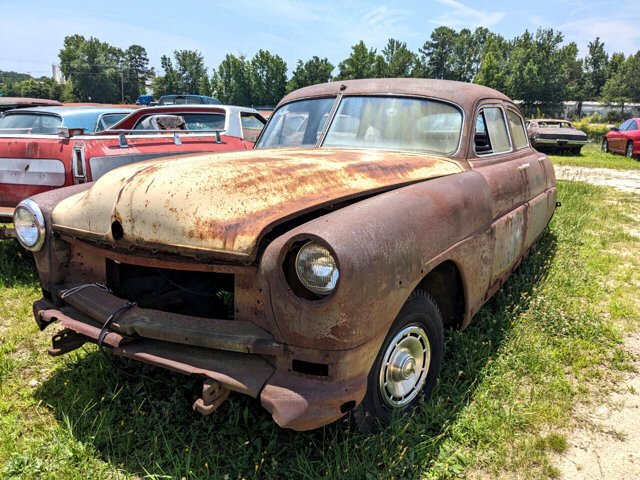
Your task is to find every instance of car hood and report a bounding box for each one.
[51,148,463,261]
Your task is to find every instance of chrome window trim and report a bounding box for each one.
[473,103,513,158]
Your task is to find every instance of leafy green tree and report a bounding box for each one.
[382,39,422,77]
[174,49,209,95]
[122,45,153,102]
[59,34,123,102]
[561,42,586,109]
[287,56,334,92]
[420,26,458,79]
[474,34,510,92]
[152,55,179,97]
[211,54,253,105]
[336,41,385,80]
[250,50,287,106]
[601,52,640,113]
[506,28,567,116]
[583,38,608,100]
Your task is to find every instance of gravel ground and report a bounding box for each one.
[554,165,640,195]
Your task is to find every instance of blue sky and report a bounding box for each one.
[1,0,639,77]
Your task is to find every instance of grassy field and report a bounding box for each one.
[1,159,639,478]
[549,142,640,170]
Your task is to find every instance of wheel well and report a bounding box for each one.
[416,260,465,328]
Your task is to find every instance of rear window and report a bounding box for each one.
[507,110,528,149]
[134,113,225,130]
[0,113,62,134]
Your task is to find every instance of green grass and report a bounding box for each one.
[549,142,640,170]
[1,174,639,478]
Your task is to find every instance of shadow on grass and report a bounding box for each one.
[35,231,558,479]
[0,238,38,288]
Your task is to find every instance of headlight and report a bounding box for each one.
[13,198,46,251]
[295,241,340,296]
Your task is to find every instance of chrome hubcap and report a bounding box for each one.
[379,325,430,408]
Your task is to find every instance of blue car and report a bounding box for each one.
[0,106,135,134]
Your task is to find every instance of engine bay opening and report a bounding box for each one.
[106,260,234,319]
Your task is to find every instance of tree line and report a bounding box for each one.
[1,28,639,117]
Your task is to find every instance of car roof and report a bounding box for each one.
[529,119,571,122]
[0,97,63,108]
[278,78,512,108]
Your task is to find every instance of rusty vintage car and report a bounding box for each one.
[16,79,557,431]
[526,118,588,154]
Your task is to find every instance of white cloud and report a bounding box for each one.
[431,0,505,29]
[558,17,640,56]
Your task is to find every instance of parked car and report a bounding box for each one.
[526,118,588,154]
[0,105,265,238]
[0,106,135,134]
[17,79,556,431]
[135,95,154,106]
[110,104,267,142]
[603,118,639,158]
[158,94,221,106]
[0,97,63,113]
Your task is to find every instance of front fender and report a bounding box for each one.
[260,171,493,351]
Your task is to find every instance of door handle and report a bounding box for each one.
[518,163,530,171]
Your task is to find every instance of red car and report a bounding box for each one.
[603,118,640,158]
[0,105,266,238]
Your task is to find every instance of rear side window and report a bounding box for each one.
[98,113,129,131]
[0,113,62,134]
[240,113,266,142]
[507,110,528,149]
[474,107,511,155]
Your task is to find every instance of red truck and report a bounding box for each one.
[0,105,266,237]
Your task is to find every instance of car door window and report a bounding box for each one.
[628,121,638,131]
[474,107,511,155]
[507,110,528,149]
[240,113,266,142]
[619,120,632,131]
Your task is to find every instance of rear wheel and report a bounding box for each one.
[354,290,444,432]
[602,139,609,153]
[626,141,634,158]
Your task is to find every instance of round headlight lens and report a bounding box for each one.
[295,242,339,296]
[13,199,46,251]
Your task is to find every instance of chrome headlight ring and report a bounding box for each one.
[294,241,340,296]
[13,198,46,251]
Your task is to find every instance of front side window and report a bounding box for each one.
[240,113,266,142]
[475,107,511,156]
[507,110,528,149]
[619,120,632,131]
[98,113,129,131]
[627,120,638,131]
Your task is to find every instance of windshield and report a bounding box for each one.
[257,96,462,155]
[0,113,62,134]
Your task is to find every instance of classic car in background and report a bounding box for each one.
[158,94,221,106]
[0,105,135,134]
[17,79,556,431]
[0,105,266,237]
[526,118,588,154]
[603,118,639,158]
[0,97,63,113]
[110,104,267,142]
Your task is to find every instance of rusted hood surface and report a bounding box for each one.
[51,148,463,261]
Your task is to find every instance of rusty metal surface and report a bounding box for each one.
[51,149,463,261]
[278,78,511,109]
[52,284,283,356]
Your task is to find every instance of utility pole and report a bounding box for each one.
[120,70,124,103]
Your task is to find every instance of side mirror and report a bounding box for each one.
[610,127,619,132]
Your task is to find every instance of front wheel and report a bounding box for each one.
[602,139,609,153]
[626,141,634,158]
[354,290,444,432]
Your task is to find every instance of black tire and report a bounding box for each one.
[602,139,609,153]
[354,290,444,432]
[571,146,582,155]
[626,141,634,158]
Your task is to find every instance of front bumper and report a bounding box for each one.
[33,284,368,431]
